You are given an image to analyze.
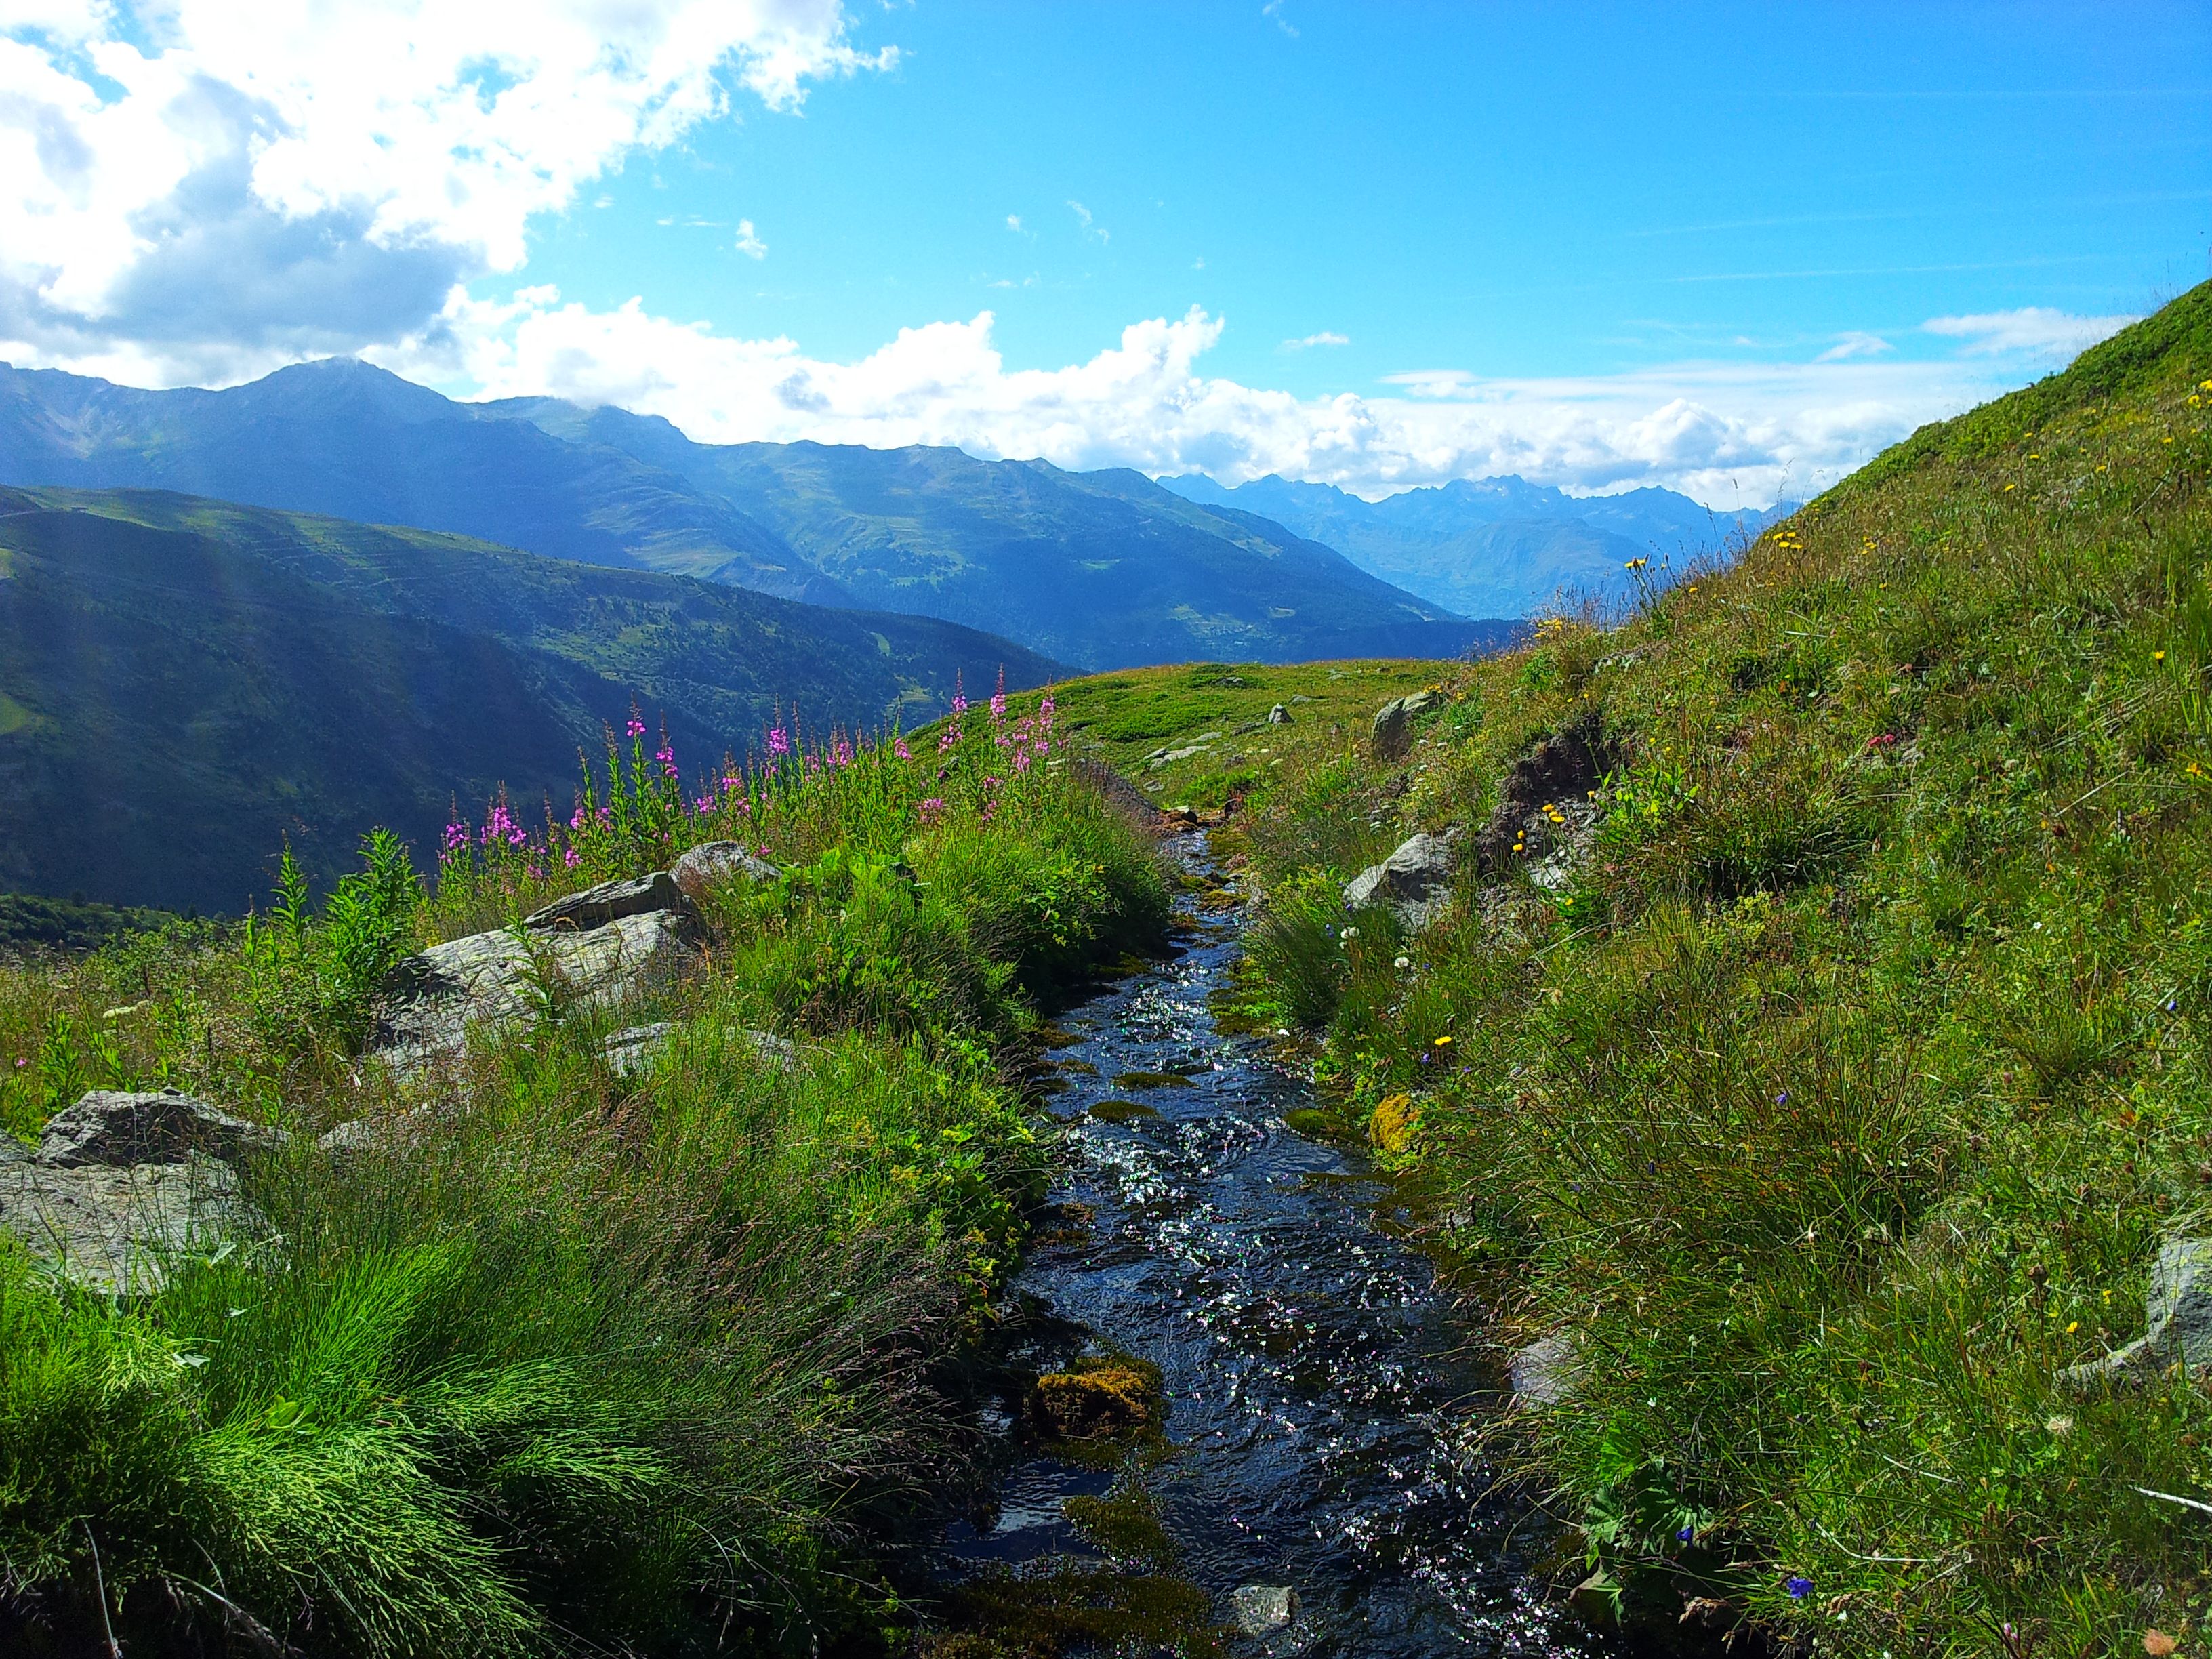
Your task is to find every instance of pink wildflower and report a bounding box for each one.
[894,737,912,760]
[563,847,581,869]
[626,718,647,739]
[766,726,790,757]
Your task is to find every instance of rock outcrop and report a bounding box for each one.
[1343,830,1460,932]
[1370,689,1444,761]
[0,1089,279,1293]
[1475,712,1616,877]
[669,842,781,904]
[373,875,703,1072]
[2060,1237,2212,1389]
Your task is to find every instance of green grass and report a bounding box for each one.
[1122,283,2212,1653]
[0,710,1168,1654]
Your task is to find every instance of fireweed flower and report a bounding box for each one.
[1012,749,1031,773]
[894,737,912,760]
[564,848,581,868]
[766,726,790,758]
[626,718,647,739]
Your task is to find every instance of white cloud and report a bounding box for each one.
[1067,199,1107,244]
[733,218,766,260]
[1284,331,1350,350]
[1005,213,1023,232]
[1261,1,1299,39]
[1816,331,1893,362]
[371,289,2116,509]
[1923,306,2137,361]
[0,1,888,384]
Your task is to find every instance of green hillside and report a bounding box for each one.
[1046,279,2212,1650]
[0,488,1059,912]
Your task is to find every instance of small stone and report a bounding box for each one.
[1509,1332,1578,1406]
[1267,703,1292,724]
[669,842,780,904]
[37,1089,286,1169]
[1370,689,1444,760]
[1230,1584,1297,1635]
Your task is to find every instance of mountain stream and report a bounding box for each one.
[930,834,1604,1656]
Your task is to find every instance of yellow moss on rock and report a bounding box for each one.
[1368,1092,1418,1155]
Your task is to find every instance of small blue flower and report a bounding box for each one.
[1776,1090,1789,1105]
[1676,1525,1694,1542]
[1784,1576,1814,1601]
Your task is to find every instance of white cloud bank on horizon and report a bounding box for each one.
[372,289,2135,508]
[0,0,888,385]
[0,3,2144,508]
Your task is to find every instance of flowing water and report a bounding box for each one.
[935,836,1605,1656]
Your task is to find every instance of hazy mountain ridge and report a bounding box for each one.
[0,360,1510,670]
[1158,471,1795,615]
[0,486,1060,911]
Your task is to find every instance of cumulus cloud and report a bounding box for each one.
[1006,213,1023,232]
[733,218,767,260]
[1923,306,2137,361]
[367,289,2119,508]
[1284,331,1350,350]
[0,1,888,384]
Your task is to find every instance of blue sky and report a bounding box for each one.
[542,3,2208,387]
[3,2,2207,503]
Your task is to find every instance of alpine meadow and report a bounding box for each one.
[0,5,2205,1656]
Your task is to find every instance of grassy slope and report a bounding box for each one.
[1028,282,2212,1652]
[0,711,1169,1657]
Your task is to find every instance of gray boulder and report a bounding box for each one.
[0,1156,252,1294]
[37,1088,286,1168]
[2061,1237,2212,1389]
[1230,1584,1298,1635]
[1267,702,1292,725]
[525,870,693,933]
[0,1088,279,1294]
[375,905,701,1073]
[1370,689,1445,761]
[670,840,781,903]
[1508,1333,1578,1406]
[1343,830,1460,932]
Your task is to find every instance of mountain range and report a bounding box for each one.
[0,486,1056,912]
[0,359,1506,671]
[1157,472,1794,617]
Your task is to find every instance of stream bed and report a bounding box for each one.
[932,836,1605,1656]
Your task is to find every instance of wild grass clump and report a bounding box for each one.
[1227,283,2212,1651]
[0,676,1166,1654]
